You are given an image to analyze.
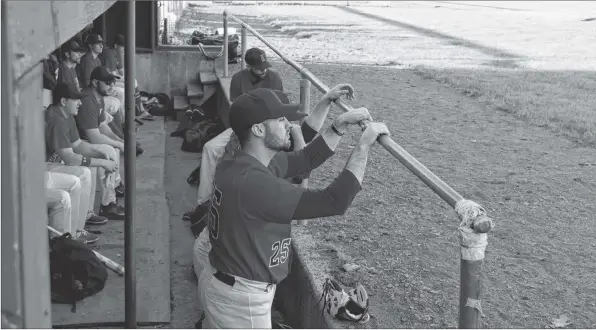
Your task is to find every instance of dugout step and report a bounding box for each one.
[189,84,217,107]
[199,72,218,85]
[187,79,205,100]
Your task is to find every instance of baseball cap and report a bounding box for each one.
[54,83,85,101]
[90,66,119,84]
[229,88,307,136]
[86,34,105,45]
[64,40,87,53]
[244,48,272,71]
[114,34,125,46]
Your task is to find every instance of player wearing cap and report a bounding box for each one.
[192,83,355,271]
[198,88,389,328]
[45,83,121,240]
[101,34,155,122]
[75,66,127,219]
[58,40,87,94]
[185,47,285,221]
[77,34,123,127]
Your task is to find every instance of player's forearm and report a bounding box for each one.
[292,169,361,220]
[73,141,104,158]
[99,125,123,142]
[62,152,107,168]
[88,133,123,150]
[344,144,370,185]
[304,97,333,133]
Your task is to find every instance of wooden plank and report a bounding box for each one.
[1,4,24,326]
[6,0,118,80]
[199,72,218,85]
[13,63,53,328]
[187,80,204,99]
[173,95,190,111]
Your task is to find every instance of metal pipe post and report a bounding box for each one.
[223,13,229,77]
[124,1,137,328]
[459,260,483,328]
[241,27,247,69]
[296,78,311,225]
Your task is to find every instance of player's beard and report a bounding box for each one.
[264,126,291,152]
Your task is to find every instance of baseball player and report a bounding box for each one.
[198,88,389,328]
[192,83,355,276]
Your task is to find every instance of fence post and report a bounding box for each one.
[162,18,168,45]
[455,202,492,328]
[296,78,311,226]
[241,27,247,70]
[223,12,229,77]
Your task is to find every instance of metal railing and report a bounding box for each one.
[221,10,494,329]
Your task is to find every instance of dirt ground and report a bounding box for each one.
[171,3,596,328]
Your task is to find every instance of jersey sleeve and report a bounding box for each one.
[292,169,362,219]
[272,71,284,91]
[75,96,99,131]
[229,74,242,102]
[268,133,334,179]
[241,170,305,224]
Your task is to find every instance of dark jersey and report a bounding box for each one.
[100,47,122,74]
[229,68,284,101]
[45,105,80,162]
[75,88,106,140]
[58,62,82,93]
[77,52,101,88]
[208,131,335,284]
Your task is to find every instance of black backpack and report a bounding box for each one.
[49,233,108,312]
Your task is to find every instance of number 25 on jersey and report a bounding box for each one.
[269,238,291,268]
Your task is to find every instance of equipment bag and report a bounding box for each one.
[49,233,108,312]
[181,118,225,153]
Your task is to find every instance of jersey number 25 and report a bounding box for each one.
[269,238,291,268]
[208,186,223,239]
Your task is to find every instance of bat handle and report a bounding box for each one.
[359,120,370,131]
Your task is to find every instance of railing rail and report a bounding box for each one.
[222,10,494,328]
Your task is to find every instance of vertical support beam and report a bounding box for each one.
[1,3,23,327]
[124,1,138,328]
[455,201,492,328]
[163,18,168,45]
[459,260,483,328]
[240,27,247,70]
[150,1,156,49]
[296,78,312,226]
[2,2,52,327]
[223,12,229,77]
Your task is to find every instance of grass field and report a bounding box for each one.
[348,2,596,145]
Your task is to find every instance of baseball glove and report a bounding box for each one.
[318,278,370,323]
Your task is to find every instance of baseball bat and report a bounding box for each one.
[47,226,125,276]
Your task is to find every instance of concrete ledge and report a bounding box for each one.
[275,226,337,329]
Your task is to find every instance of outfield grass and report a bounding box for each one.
[187,1,596,145]
[349,2,596,145]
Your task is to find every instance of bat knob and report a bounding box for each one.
[473,215,493,233]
